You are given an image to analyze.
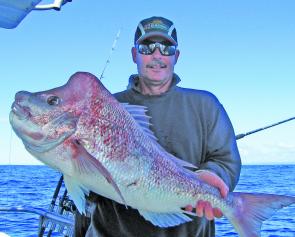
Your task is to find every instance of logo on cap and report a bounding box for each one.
[144,19,168,32]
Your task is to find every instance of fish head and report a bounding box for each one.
[9,72,103,154]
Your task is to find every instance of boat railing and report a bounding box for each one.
[0,175,75,236]
[0,206,74,236]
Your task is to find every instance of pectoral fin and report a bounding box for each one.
[71,139,127,208]
[63,174,89,214]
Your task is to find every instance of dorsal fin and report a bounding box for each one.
[121,103,197,170]
[122,103,158,141]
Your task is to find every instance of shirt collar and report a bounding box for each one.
[127,73,181,93]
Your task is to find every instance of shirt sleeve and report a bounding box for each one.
[199,96,241,192]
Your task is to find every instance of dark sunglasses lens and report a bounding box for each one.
[137,44,153,55]
[160,45,176,56]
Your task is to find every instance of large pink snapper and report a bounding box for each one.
[10,72,295,236]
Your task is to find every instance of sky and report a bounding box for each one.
[0,0,294,165]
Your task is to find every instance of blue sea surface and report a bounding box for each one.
[0,165,295,236]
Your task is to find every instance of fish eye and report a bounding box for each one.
[47,95,60,106]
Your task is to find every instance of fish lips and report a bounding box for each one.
[11,101,31,120]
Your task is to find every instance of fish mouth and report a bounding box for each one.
[11,102,31,120]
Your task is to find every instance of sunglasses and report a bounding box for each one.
[136,42,177,56]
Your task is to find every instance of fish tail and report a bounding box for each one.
[225,192,295,237]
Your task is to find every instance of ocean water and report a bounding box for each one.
[0,165,294,237]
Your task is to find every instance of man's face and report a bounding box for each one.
[132,37,179,86]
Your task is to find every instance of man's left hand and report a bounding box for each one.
[184,170,229,220]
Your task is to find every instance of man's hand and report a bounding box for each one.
[185,170,229,220]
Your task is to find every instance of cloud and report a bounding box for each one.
[238,142,295,165]
[276,142,295,150]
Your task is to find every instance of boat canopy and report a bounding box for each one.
[0,0,71,29]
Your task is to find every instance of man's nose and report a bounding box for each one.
[152,48,162,58]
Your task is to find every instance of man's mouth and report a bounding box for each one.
[147,65,167,69]
[146,60,167,69]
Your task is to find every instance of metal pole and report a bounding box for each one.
[38,175,64,236]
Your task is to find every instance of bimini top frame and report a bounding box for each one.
[0,0,72,29]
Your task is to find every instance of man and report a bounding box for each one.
[75,16,241,237]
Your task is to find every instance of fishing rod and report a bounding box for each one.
[38,176,63,237]
[38,176,64,236]
[99,29,121,80]
[235,116,295,140]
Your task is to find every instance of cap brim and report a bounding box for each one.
[136,32,177,45]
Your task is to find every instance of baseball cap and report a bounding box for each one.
[134,16,178,46]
